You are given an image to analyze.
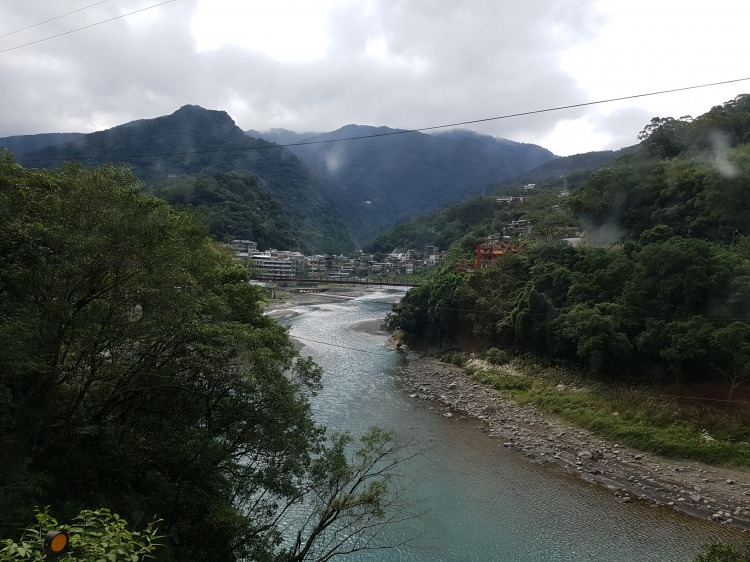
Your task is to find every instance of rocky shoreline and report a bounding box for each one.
[267,287,750,534]
[395,355,750,533]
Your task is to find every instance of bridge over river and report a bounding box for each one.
[251,275,420,287]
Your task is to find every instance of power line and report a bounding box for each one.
[291,334,398,359]
[0,0,178,54]
[11,77,750,165]
[0,0,116,39]
[301,77,750,138]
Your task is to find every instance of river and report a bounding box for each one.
[281,289,741,562]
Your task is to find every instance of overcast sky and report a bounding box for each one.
[1,0,748,156]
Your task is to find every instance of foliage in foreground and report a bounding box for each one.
[0,509,159,562]
[0,153,413,561]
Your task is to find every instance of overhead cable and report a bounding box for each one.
[0,0,178,54]
[17,77,750,164]
[0,0,116,39]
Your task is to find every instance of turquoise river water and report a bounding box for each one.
[281,290,743,562]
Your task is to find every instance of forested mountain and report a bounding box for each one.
[387,94,750,398]
[567,98,750,244]
[364,147,637,254]
[13,106,355,253]
[5,107,557,250]
[493,145,639,193]
[248,125,555,242]
[365,196,503,256]
[8,107,558,250]
[244,127,321,146]
[0,132,84,156]
[155,170,296,250]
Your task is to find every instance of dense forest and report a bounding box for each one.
[2,106,562,253]
[387,94,750,401]
[0,152,407,561]
[362,145,639,256]
[155,170,298,250]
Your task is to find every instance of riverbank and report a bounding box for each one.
[270,290,750,533]
[394,355,750,533]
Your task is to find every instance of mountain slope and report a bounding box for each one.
[248,125,556,242]
[492,145,639,194]
[17,106,355,253]
[0,132,84,156]
[361,147,638,254]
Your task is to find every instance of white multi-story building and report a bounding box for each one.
[250,254,294,279]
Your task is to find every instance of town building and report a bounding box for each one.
[250,253,294,280]
[228,239,258,260]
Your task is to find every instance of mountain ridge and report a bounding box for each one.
[247,124,556,241]
[9,105,356,253]
[3,106,561,247]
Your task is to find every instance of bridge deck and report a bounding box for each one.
[251,276,419,287]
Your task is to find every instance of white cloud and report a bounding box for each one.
[191,0,341,61]
[0,0,748,156]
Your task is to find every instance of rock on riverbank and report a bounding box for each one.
[396,356,750,532]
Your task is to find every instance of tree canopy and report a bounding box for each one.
[386,95,750,401]
[0,152,411,561]
[155,170,298,250]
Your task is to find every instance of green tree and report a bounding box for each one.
[637,317,714,385]
[156,170,298,250]
[553,304,633,371]
[280,428,417,562]
[0,154,414,561]
[638,116,692,158]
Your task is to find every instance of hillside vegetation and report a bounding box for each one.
[363,146,640,256]
[13,106,356,253]
[387,94,750,401]
[251,125,555,242]
[155,170,297,250]
[3,108,560,252]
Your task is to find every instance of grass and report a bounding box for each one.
[468,362,750,467]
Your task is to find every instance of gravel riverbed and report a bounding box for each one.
[266,287,750,534]
[395,356,750,533]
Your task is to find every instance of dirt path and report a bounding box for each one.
[396,355,750,533]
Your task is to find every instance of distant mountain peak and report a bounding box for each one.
[169,104,237,127]
[331,124,406,136]
[173,103,223,116]
[101,104,240,139]
[432,128,537,148]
